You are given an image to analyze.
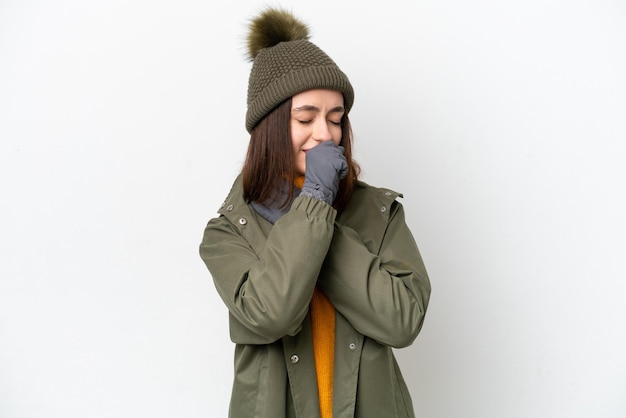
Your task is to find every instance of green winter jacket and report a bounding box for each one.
[199,174,431,418]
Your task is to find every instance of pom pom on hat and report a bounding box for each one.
[244,7,354,133]
[246,8,310,61]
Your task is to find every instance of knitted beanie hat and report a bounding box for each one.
[245,8,354,133]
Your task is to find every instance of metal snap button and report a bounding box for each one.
[380,206,386,213]
[239,218,247,225]
[349,343,356,350]
[290,354,299,364]
[226,205,234,212]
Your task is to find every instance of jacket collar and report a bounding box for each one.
[216,175,404,256]
[216,174,268,254]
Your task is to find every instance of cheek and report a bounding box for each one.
[290,123,305,148]
[292,125,316,152]
[332,127,342,146]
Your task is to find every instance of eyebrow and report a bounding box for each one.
[292,105,345,113]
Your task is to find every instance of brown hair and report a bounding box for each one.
[242,97,360,213]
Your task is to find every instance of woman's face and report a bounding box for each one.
[290,89,345,176]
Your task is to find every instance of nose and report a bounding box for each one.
[312,119,332,142]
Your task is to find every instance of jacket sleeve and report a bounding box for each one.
[317,201,431,348]
[199,196,336,343]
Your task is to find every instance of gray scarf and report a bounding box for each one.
[250,180,301,224]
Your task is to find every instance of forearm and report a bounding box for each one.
[318,208,431,348]
[200,196,336,341]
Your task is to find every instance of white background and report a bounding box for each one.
[1,0,625,417]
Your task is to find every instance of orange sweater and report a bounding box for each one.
[295,175,336,417]
[310,287,335,418]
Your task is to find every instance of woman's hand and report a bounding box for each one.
[300,141,348,205]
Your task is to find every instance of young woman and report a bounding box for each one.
[199,8,431,418]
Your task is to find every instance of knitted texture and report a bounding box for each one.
[245,11,354,132]
[310,287,335,418]
[294,175,305,189]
